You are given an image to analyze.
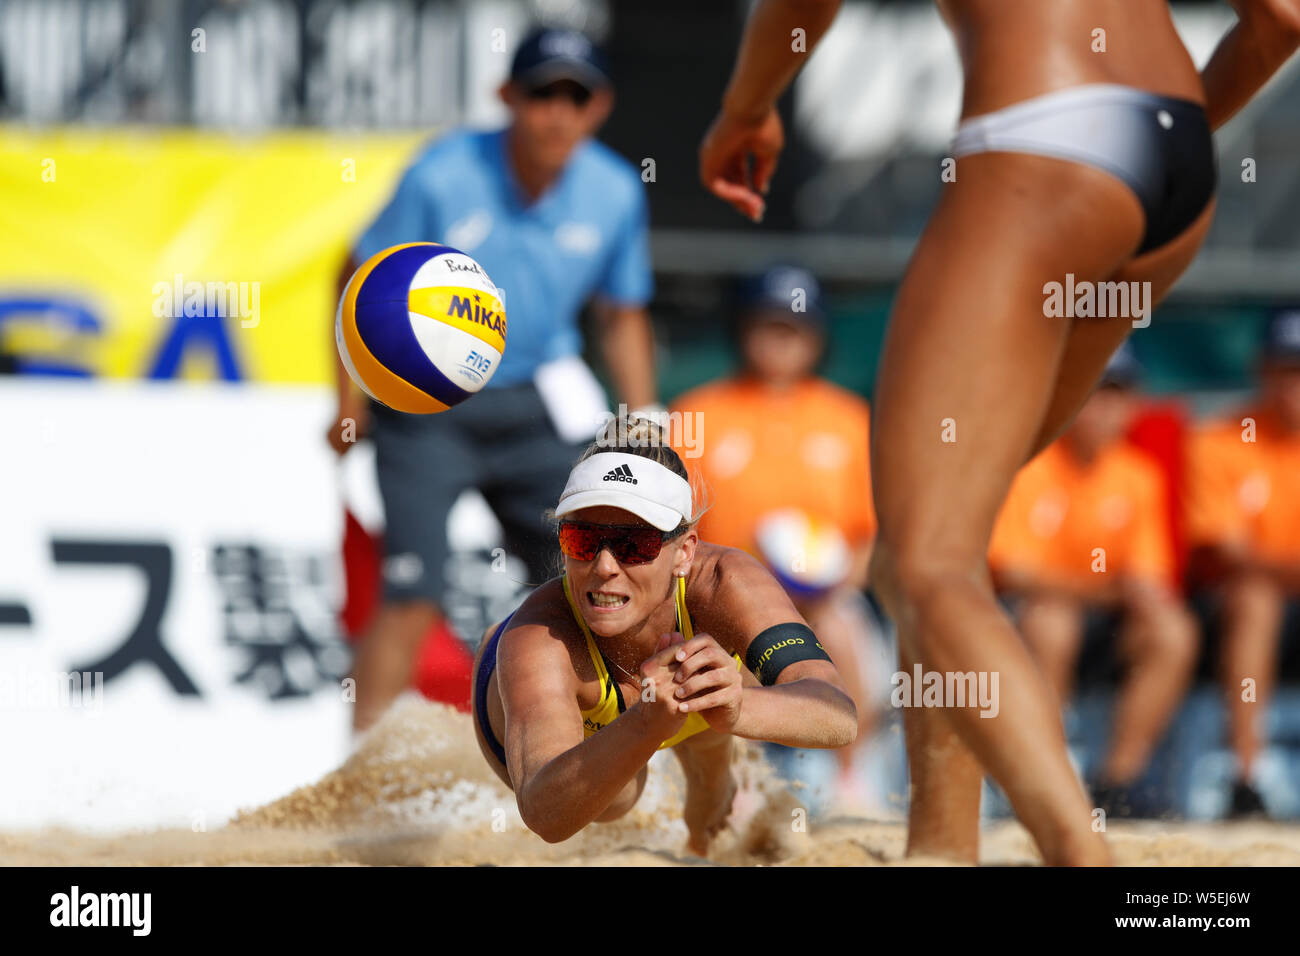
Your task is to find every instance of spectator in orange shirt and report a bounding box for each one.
[989,347,1197,816]
[1185,309,1300,818]
[669,264,878,811]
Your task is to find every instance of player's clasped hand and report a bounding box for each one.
[637,631,690,736]
[670,633,744,733]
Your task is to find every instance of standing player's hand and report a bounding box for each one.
[670,633,744,733]
[699,106,784,223]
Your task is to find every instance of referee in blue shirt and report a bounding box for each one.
[331,28,661,733]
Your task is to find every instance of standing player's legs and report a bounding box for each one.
[351,403,478,733]
[868,151,1147,866]
[901,182,1216,852]
[895,630,987,862]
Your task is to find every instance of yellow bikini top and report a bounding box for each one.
[561,573,742,750]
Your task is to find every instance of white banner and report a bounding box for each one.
[0,381,353,831]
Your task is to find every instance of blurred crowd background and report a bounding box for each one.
[3,0,1300,831]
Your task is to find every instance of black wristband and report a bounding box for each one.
[744,622,831,686]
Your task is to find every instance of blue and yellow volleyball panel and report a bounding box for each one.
[336,242,506,414]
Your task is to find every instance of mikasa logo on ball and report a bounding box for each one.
[445,293,506,336]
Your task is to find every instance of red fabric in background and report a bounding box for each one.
[1125,400,1190,590]
[339,509,473,712]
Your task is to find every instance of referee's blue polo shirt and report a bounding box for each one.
[353,127,653,388]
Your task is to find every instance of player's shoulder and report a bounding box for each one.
[691,541,769,597]
[498,578,583,658]
[687,543,792,654]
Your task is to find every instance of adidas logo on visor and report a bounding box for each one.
[602,464,638,484]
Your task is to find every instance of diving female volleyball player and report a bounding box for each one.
[470,417,857,857]
[700,0,1300,864]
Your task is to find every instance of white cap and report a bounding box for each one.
[554,452,692,532]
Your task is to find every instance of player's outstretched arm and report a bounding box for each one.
[700,0,843,221]
[720,0,842,120]
[497,622,684,843]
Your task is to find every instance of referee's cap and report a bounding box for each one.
[510,28,610,93]
[736,263,827,330]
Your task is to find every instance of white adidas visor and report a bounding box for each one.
[554,452,692,532]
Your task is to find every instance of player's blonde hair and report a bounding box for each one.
[575,414,711,530]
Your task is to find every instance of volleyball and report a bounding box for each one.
[754,508,851,598]
[335,242,507,413]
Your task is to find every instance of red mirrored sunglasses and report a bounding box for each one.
[557,520,684,565]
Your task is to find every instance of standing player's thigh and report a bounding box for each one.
[870,151,1146,554]
[370,403,479,604]
[1030,199,1217,458]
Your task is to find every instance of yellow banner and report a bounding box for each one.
[0,126,430,383]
